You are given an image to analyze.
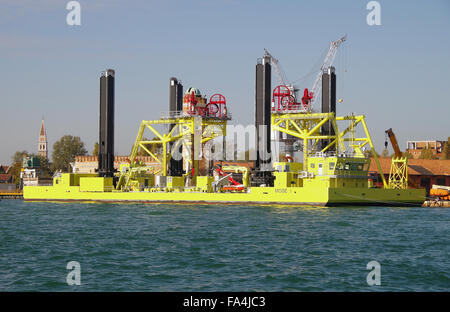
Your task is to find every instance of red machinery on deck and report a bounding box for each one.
[271,85,312,113]
[183,88,227,118]
[207,94,227,118]
[214,166,245,192]
[215,167,240,186]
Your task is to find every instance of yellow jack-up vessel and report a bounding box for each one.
[24,57,425,206]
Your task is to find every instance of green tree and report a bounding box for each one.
[12,150,28,164]
[402,151,414,159]
[364,149,378,158]
[10,150,29,186]
[137,137,149,156]
[93,142,99,156]
[36,154,52,178]
[418,146,435,159]
[441,137,449,160]
[136,137,162,156]
[52,135,88,172]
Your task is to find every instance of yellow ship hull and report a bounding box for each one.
[23,185,425,206]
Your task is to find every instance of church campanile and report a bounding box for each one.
[38,119,48,159]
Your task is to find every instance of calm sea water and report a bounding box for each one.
[0,200,448,291]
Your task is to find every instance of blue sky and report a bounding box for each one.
[1,0,449,164]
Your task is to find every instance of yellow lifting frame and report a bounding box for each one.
[271,112,388,188]
[388,157,408,189]
[127,117,227,178]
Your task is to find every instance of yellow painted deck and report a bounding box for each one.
[23,183,425,206]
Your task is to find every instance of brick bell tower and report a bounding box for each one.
[38,119,48,159]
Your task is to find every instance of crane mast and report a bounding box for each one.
[385,128,402,158]
[264,48,287,86]
[310,34,347,107]
[264,48,299,103]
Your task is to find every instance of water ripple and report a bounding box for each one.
[0,201,448,291]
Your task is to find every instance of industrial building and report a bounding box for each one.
[406,140,445,159]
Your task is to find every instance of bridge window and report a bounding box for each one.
[329,162,335,170]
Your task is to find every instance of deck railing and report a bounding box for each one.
[160,110,232,120]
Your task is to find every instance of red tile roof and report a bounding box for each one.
[369,157,450,176]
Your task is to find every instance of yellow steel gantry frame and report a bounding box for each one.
[384,129,408,189]
[271,112,388,188]
[118,116,227,190]
[388,157,408,189]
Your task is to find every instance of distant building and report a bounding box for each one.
[0,174,15,192]
[21,169,39,187]
[0,166,15,192]
[406,140,445,159]
[38,119,48,159]
[21,156,42,187]
[74,156,161,174]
